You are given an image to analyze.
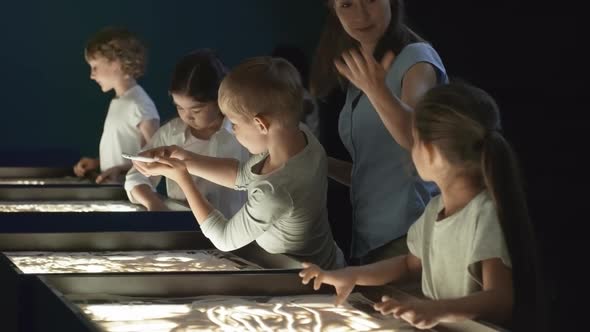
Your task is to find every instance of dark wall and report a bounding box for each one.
[406,2,581,330]
[316,2,580,330]
[0,0,325,156]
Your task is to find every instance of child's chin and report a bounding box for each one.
[247,147,265,155]
[97,84,111,92]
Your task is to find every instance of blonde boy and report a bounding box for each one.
[135,57,344,269]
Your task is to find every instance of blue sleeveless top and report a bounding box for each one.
[338,42,448,258]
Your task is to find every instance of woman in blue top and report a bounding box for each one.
[310,0,448,264]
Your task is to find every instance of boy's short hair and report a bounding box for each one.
[85,27,147,79]
[218,56,304,126]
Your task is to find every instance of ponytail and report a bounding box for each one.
[415,82,547,331]
[482,131,545,331]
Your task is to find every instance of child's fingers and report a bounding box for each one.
[313,274,324,290]
[300,267,320,285]
[299,269,312,284]
[169,150,184,160]
[374,300,392,314]
[140,148,165,158]
[402,312,420,327]
[74,161,88,174]
[155,157,174,167]
[374,297,400,315]
[133,161,150,176]
[334,286,353,307]
[379,296,404,316]
[138,150,152,157]
[392,304,413,320]
[300,271,318,285]
[73,165,83,177]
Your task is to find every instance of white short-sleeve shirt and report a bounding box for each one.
[125,118,248,217]
[407,191,512,300]
[99,85,159,171]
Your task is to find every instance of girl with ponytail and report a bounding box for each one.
[299,82,539,330]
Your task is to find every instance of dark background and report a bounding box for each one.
[0,1,581,330]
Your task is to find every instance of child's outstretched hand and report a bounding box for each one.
[133,156,190,184]
[299,262,356,306]
[374,295,442,330]
[139,145,190,160]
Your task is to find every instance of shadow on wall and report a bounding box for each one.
[0,0,325,156]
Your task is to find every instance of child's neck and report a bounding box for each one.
[437,174,484,220]
[189,116,224,140]
[262,126,306,174]
[114,78,137,97]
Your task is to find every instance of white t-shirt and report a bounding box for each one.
[125,118,249,218]
[407,191,511,300]
[99,85,159,171]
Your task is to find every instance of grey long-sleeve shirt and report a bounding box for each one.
[201,127,344,269]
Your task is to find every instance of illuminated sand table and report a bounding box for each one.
[0,177,92,185]
[0,201,143,212]
[74,294,418,332]
[5,250,261,273]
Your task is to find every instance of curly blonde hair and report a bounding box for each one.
[85,27,147,79]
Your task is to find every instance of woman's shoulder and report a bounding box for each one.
[392,42,444,69]
[387,42,447,84]
[399,42,437,57]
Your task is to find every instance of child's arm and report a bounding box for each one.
[129,184,168,211]
[434,258,513,324]
[138,146,239,189]
[180,179,290,252]
[182,155,239,189]
[300,254,422,305]
[138,119,160,147]
[374,258,512,329]
[138,157,282,252]
[96,164,132,184]
[126,164,166,211]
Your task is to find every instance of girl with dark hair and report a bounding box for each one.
[125,49,247,214]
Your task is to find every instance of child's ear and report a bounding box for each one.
[253,115,270,134]
[423,141,439,167]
